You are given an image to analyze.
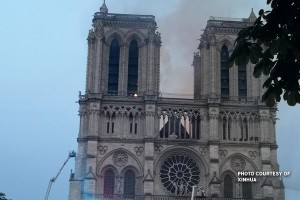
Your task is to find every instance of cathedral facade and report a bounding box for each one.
[68,3,284,200]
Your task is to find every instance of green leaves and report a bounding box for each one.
[270,38,292,55]
[284,91,300,106]
[0,193,8,200]
[253,59,264,78]
[228,40,250,67]
[259,9,265,16]
[249,44,262,64]
[262,85,283,107]
[228,1,300,106]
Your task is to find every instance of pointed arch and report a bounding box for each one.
[125,30,145,47]
[217,36,234,51]
[105,29,125,45]
[220,153,259,172]
[220,170,237,198]
[96,148,143,177]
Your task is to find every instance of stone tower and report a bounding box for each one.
[68,4,284,200]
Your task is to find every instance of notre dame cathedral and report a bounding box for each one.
[68,2,285,200]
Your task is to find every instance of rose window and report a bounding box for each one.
[230,156,246,171]
[160,154,200,196]
[112,150,128,167]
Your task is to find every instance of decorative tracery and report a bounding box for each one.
[159,107,202,140]
[160,154,200,196]
[230,156,246,171]
[112,150,128,167]
[219,110,258,142]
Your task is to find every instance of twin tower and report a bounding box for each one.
[68,2,284,200]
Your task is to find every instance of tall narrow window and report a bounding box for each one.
[238,65,247,98]
[107,122,110,134]
[224,174,233,198]
[228,118,231,140]
[196,115,200,139]
[223,117,226,140]
[221,45,229,98]
[134,123,138,134]
[124,170,135,195]
[108,39,120,95]
[104,169,115,195]
[242,182,252,198]
[129,113,133,134]
[244,119,248,141]
[127,40,139,95]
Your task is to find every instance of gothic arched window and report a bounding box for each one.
[238,65,247,98]
[124,170,136,195]
[242,182,252,198]
[104,169,115,195]
[223,117,226,140]
[224,174,233,198]
[228,118,231,140]
[221,45,229,98]
[127,40,139,95]
[108,39,120,95]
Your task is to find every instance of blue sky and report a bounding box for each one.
[0,0,299,199]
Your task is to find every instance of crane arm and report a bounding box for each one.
[44,151,76,200]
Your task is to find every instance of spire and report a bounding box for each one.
[100,0,108,14]
[249,8,257,22]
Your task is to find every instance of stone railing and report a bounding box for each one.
[78,91,260,106]
[206,17,253,28]
[94,12,155,22]
[209,16,245,22]
[78,91,160,102]
[89,194,260,200]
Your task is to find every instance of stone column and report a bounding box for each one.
[259,109,269,142]
[260,146,274,199]
[87,102,100,137]
[146,41,154,94]
[86,30,96,93]
[93,37,102,93]
[207,106,220,197]
[119,44,127,95]
[83,167,97,198]
[143,103,156,194]
[68,179,81,200]
[208,107,219,140]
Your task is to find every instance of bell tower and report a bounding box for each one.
[192,11,284,199]
[193,11,265,100]
[69,4,284,199]
[68,2,161,200]
[85,2,161,96]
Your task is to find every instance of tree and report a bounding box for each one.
[0,193,8,200]
[228,0,300,106]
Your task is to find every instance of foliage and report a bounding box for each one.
[0,193,8,200]
[228,0,300,106]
